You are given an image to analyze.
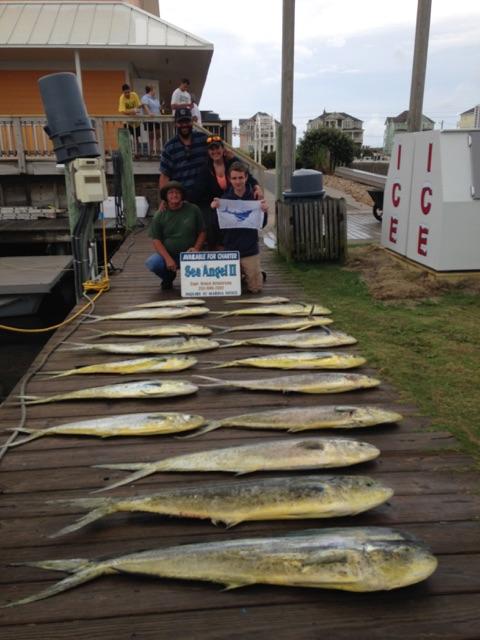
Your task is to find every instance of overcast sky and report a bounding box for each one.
[159,0,480,147]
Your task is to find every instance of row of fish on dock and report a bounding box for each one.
[2,295,438,607]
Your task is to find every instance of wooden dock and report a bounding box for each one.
[1,229,479,639]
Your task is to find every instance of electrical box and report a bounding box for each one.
[381,130,480,271]
[72,158,108,203]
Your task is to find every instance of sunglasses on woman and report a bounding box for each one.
[206,135,223,145]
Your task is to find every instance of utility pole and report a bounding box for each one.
[407,0,432,132]
[279,0,295,193]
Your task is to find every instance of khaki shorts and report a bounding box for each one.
[240,254,263,293]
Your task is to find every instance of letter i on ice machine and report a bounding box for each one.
[381,130,480,271]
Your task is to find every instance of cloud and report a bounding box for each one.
[158,0,480,148]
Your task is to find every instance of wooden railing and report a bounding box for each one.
[0,115,232,170]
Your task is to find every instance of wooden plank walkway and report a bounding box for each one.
[1,229,479,639]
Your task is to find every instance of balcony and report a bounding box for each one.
[0,115,232,176]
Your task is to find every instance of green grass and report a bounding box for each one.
[284,259,480,460]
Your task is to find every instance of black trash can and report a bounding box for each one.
[277,169,347,262]
[38,72,100,164]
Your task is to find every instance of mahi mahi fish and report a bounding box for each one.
[4,412,206,449]
[5,411,206,447]
[4,527,438,606]
[62,337,219,355]
[40,355,197,378]
[224,296,290,305]
[218,317,333,332]
[206,351,365,370]
[94,437,380,492]
[186,405,402,438]
[88,307,210,322]
[196,372,380,394]
[219,330,356,349]
[18,379,198,405]
[133,299,206,308]
[88,324,213,339]
[51,475,394,537]
[215,303,332,317]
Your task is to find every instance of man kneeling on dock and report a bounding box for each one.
[145,181,206,290]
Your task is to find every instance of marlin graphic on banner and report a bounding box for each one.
[217,199,264,229]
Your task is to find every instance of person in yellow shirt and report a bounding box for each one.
[118,83,142,145]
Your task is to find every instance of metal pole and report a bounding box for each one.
[74,50,83,97]
[280,0,295,193]
[407,0,432,132]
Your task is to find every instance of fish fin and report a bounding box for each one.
[192,374,224,387]
[17,394,46,405]
[83,315,103,324]
[176,421,223,439]
[50,504,113,538]
[3,559,103,607]
[59,341,88,351]
[92,464,157,493]
[295,325,311,332]
[85,328,106,338]
[207,324,230,333]
[222,581,254,591]
[287,426,309,433]
[93,463,146,471]
[200,362,231,370]
[209,311,230,318]
[40,371,71,380]
[216,338,242,348]
[224,520,241,529]
[234,470,253,476]
[2,431,46,448]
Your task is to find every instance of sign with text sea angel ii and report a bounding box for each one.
[180,251,241,297]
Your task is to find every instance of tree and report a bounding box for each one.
[297,128,355,172]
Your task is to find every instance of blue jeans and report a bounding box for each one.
[145,254,177,281]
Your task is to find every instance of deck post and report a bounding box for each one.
[12,118,26,174]
[117,128,137,231]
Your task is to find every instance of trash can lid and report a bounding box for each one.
[283,168,324,198]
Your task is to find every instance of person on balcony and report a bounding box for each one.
[190,136,263,249]
[190,94,202,125]
[145,180,206,290]
[170,78,192,114]
[118,83,143,147]
[159,107,208,203]
[141,85,161,152]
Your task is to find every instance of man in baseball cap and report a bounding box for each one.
[159,106,208,203]
[174,107,193,122]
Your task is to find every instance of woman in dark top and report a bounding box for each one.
[191,136,263,249]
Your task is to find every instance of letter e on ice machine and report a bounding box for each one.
[381,130,480,271]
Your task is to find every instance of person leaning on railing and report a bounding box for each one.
[118,83,143,146]
[141,86,161,150]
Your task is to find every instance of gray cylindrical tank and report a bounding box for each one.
[38,72,99,163]
[283,168,325,199]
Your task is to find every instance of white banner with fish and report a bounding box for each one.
[217,199,263,229]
